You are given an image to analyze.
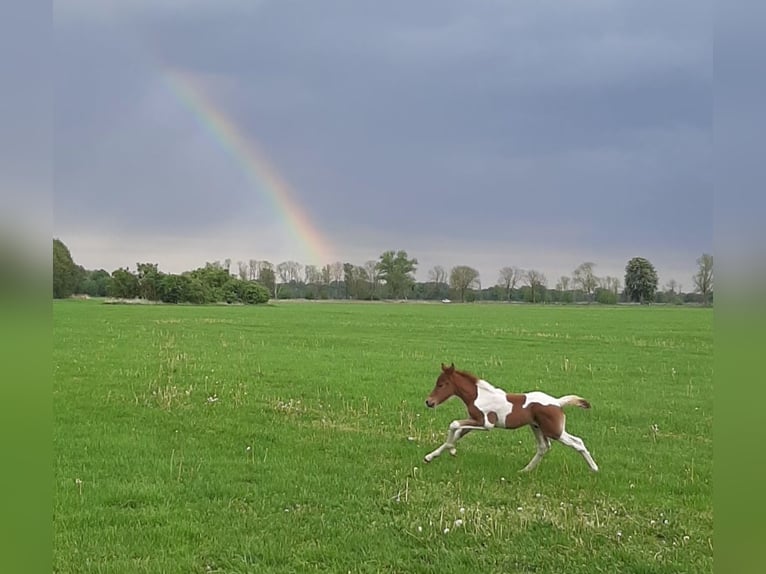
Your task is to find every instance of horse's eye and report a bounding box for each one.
[437,382,444,388]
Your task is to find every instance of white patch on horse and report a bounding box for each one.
[474,379,513,428]
[522,391,560,409]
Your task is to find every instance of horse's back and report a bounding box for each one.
[501,393,533,429]
[502,392,565,437]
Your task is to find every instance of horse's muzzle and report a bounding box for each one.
[425,400,435,408]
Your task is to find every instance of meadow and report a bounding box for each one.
[53,300,713,573]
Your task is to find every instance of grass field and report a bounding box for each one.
[53,300,713,573]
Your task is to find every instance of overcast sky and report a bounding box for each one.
[53,1,712,288]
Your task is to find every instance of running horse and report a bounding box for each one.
[423,363,599,472]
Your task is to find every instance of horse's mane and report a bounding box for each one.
[453,369,479,385]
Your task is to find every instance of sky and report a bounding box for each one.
[53,0,713,289]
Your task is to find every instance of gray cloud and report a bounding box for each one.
[54,1,712,284]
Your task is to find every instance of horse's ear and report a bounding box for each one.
[442,362,455,374]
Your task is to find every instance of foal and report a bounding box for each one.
[424,363,599,472]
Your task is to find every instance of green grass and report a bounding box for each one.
[53,301,712,573]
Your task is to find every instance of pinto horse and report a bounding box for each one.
[424,363,599,472]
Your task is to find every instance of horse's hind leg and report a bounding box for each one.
[558,430,599,472]
[519,425,550,473]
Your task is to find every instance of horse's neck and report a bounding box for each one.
[453,375,480,405]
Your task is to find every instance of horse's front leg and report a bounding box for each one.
[448,428,473,456]
[424,419,488,463]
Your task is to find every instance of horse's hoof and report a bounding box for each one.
[423,456,431,464]
[449,449,457,456]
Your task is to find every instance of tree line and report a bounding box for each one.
[53,239,269,304]
[53,239,713,306]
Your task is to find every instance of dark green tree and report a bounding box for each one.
[108,267,139,299]
[239,281,270,304]
[53,238,83,298]
[136,262,163,301]
[184,277,209,304]
[376,250,418,299]
[221,279,240,303]
[186,262,232,301]
[624,257,658,303]
[78,269,110,297]
[158,274,190,303]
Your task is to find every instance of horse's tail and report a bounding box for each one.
[557,395,591,409]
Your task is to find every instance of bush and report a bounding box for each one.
[595,288,618,305]
[239,281,270,304]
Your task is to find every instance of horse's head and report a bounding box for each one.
[425,363,458,408]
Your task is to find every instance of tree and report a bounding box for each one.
[599,276,621,296]
[303,264,321,299]
[276,262,291,285]
[321,264,332,286]
[53,238,83,298]
[343,263,355,298]
[136,262,162,301]
[449,266,480,302]
[256,261,276,297]
[363,260,379,300]
[237,261,249,281]
[248,259,258,281]
[624,257,658,303]
[343,264,369,299]
[692,253,713,305]
[524,270,547,303]
[329,261,344,298]
[283,261,302,283]
[555,276,572,303]
[304,264,321,284]
[573,262,598,302]
[158,274,190,303]
[108,267,139,299]
[428,266,447,285]
[664,279,679,295]
[77,269,110,297]
[276,261,292,299]
[498,266,523,301]
[658,278,683,305]
[426,265,449,299]
[376,250,418,299]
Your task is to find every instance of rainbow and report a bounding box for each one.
[163,68,334,265]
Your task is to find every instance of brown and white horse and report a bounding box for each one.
[424,363,599,472]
